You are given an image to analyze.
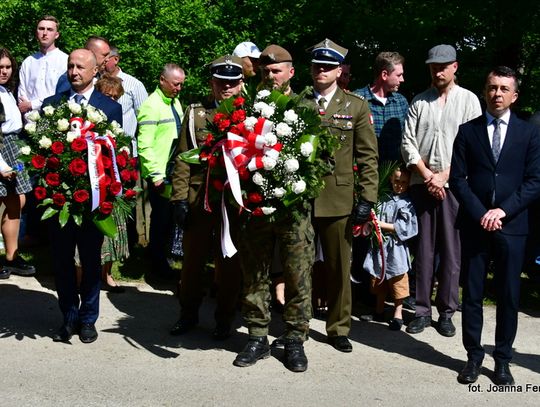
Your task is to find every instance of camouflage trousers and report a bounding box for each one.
[238,210,315,341]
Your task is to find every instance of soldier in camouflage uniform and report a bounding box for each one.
[169,56,244,339]
[233,45,315,373]
[306,39,379,353]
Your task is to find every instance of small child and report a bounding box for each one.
[363,165,418,331]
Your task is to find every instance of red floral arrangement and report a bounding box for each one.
[20,102,138,235]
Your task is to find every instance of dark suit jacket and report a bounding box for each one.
[43,88,123,127]
[450,112,540,235]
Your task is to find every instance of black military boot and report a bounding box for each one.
[284,338,308,372]
[233,336,270,367]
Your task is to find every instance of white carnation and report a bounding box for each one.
[275,122,292,137]
[264,132,278,146]
[26,110,40,122]
[292,180,306,194]
[283,109,298,124]
[43,105,55,116]
[66,132,79,142]
[273,187,286,198]
[57,118,70,131]
[20,146,31,155]
[256,90,271,99]
[252,172,265,186]
[300,141,314,157]
[68,102,82,114]
[262,206,276,215]
[254,102,275,118]
[24,122,36,134]
[262,156,277,170]
[38,136,52,149]
[284,158,299,173]
[244,116,258,131]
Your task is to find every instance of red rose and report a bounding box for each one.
[212,179,224,192]
[34,186,47,200]
[248,192,263,203]
[204,134,214,147]
[233,97,245,107]
[116,154,127,168]
[109,181,122,195]
[217,119,231,132]
[45,172,60,186]
[129,157,138,168]
[120,169,131,182]
[124,189,137,199]
[73,189,90,203]
[31,155,46,169]
[102,175,112,186]
[51,141,65,155]
[231,109,246,124]
[213,113,226,124]
[52,193,66,207]
[238,167,250,181]
[71,137,87,152]
[101,155,112,169]
[252,207,264,216]
[46,156,60,170]
[68,158,87,176]
[99,201,114,215]
[130,170,139,181]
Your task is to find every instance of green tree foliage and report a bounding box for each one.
[1,0,539,113]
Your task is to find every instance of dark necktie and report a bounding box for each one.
[74,94,85,104]
[318,97,326,115]
[171,100,182,137]
[492,118,502,161]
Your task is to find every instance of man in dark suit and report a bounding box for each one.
[43,48,123,344]
[450,66,540,385]
[307,39,379,353]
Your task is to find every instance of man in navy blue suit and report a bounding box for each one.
[450,66,540,385]
[43,48,123,344]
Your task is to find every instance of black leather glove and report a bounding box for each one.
[352,200,373,224]
[171,200,189,227]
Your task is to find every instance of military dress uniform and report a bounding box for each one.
[169,57,243,338]
[308,40,379,350]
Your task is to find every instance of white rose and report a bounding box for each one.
[292,180,306,194]
[273,187,286,198]
[87,109,104,124]
[66,132,79,142]
[275,122,292,137]
[252,172,264,186]
[26,110,40,121]
[68,102,82,114]
[109,120,123,134]
[300,141,314,157]
[264,132,278,146]
[24,122,36,134]
[262,156,277,170]
[20,146,31,155]
[284,158,299,173]
[43,105,55,116]
[38,136,52,149]
[283,109,298,124]
[244,116,258,131]
[256,89,271,99]
[105,129,116,139]
[262,206,276,215]
[57,118,70,131]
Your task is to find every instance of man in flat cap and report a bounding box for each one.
[232,41,261,78]
[258,44,295,95]
[401,44,481,337]
[169,55,244,340]
[307,39,379,353]
[233,44,315,373]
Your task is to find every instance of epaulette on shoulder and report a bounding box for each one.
[344,90,365,100]
[190,102,204,109]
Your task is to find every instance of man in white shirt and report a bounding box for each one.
[18,15,68,114]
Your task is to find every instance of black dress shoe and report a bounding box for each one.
[0,268,10,279]
[406,316,432,334]
[233,336,270,367]
[402,296,416,311]
[169,318,198,336]
[328,336,353,353]
[271,334,286,349]
[3,257,36,276]
[79,323,98,343]
[457,360,482,384]
[52,323,78,342]
[284,339,308,372]
[436,316,456,337]
[493,361,514,385]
